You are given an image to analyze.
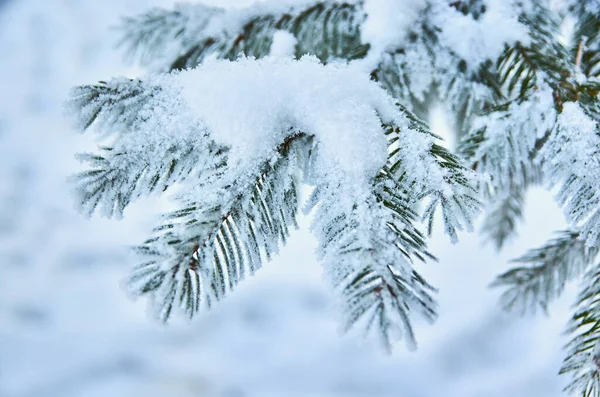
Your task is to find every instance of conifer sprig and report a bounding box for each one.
[491,231,594,315]
[68,57,481,350]
[119,2,368,71]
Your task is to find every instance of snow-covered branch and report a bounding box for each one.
[119,1,368,71]
[68,56,481,349]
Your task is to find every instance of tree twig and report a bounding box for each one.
[575,38,586,68]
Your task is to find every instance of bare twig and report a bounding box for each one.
[575,38,586,68]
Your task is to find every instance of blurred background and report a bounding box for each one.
[0,0,580,396]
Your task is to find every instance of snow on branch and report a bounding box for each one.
[67,56,481,349]
[456,0,587,254]
[385,109,481,242]
[67,77,220,218]
[116,0,528,134]
[368,0,526,133]
[71,146,200,219]
[119,1,368,71]
[131,134,308,320]
[67,78,156,133]
[542,99,600,250]
[467,86,555,188]
[307,162,439,351]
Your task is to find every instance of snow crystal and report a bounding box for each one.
[270,30,298,57]
[361,0,424,53]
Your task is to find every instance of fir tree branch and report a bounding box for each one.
[385,108,483,243]
[67,57,482,350]
[459,106,543,251]
[477,157,542,251]
[541,87,600,249]
[310,109,482,350]
[119,2,369,71]
[481,182,527,250]
[67,78,155,133]
[71,146,201,218]
[561,264,600,397]
[370,12,493,128]
[117,4,224,67]
[309,165,438,352]
[67,78,214,218]
[492,1,571,104]
[491,230,594,315]
[129,134,310,321]
[462,2,600,256]
[457,89,556,245]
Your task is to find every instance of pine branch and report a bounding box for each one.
[68,57,482,350]
[119,2,369,71]
[477,155,542,251]
[457,88,557,248]
[459,105,543,251]
[308,165,437,351]
[305,109,482,350]
[309,109,482,350]
[541,87,600,249]
[129,134,310,321]
[493,1,571,102]
[456,2,567,189]
[340,264,437,352]
[117,4,224,67]
[561,264,600,397]
[370,12,493,127]
[71,146,200,218]
[67,78,155,133]
[462,3,600,253]
[481,182,527,250]
[385,107,482,243]
[491,231,594,315]
[451,64,500,139]
[368,1,516,137]
[67,78,216,218]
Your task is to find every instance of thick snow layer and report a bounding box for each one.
[361,0,424,52]
[270,30,297,57]
[177,56,390,177]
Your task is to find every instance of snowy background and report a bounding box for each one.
[0,0,578,396]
